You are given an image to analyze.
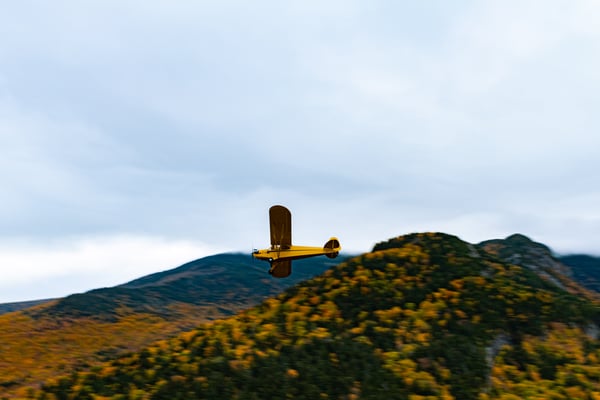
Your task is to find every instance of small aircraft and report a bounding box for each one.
[252,205,341,278]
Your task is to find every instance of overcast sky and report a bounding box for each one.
[1,1,599,303]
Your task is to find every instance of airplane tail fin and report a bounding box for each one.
[324,237,341,259]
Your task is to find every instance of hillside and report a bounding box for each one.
[0,253,344,398]
[35,233,600,400]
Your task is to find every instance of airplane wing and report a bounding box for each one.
[269,205,292,249]
[270,260,292,278]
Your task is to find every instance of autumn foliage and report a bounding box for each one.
[0,254,337,398]
[30,233,600,399]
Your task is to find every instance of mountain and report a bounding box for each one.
[558,254,600,293]
[35,233,600,400]
[34,253,347,321]
[0,253,347,398]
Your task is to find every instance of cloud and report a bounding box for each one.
[1,1,600,301]
[0,235,223,303]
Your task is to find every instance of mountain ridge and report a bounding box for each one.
[28,252,348,321]
[0,252,348,397]
[33,232,600,400]
[2,235,597,315]
[0,299,54,315]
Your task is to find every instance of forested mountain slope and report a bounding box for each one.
[0,253,343,398]
[36,233,600,400]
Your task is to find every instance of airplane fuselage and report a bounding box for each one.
[253,244,339,263]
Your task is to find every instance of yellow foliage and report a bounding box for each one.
[374,326,391,335]
[350,326,364,335]
[309,327,331,340]
[449,280,463,290]
[412,318,430,331]
[438,367,451,380]
[286,368,299,378]
[527,365,541,382]
[0,305,218,398]
[234,344,250,359]
[179,330,196,343]
[415,332,430,343]
[497,394,522,400]
[564,386,586,399]
[374,306,403,323]
[318,301,340,319]
[329,352,339,364]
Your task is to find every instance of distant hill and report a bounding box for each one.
[0,252,347,397]
[558,254,600,293]
[34,253,347,321]
[36,233,600,400]
[0,299,53,315]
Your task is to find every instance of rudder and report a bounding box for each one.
[323,237,340,259]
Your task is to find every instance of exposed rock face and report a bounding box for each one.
[478,234,571,277]
[585,323,599,340]
[478,234,599,301]
[485,333,510,367]
[478,234,570,287]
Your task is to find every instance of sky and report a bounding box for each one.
[1,1,599,303]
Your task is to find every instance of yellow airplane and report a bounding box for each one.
[253,205,341,278]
